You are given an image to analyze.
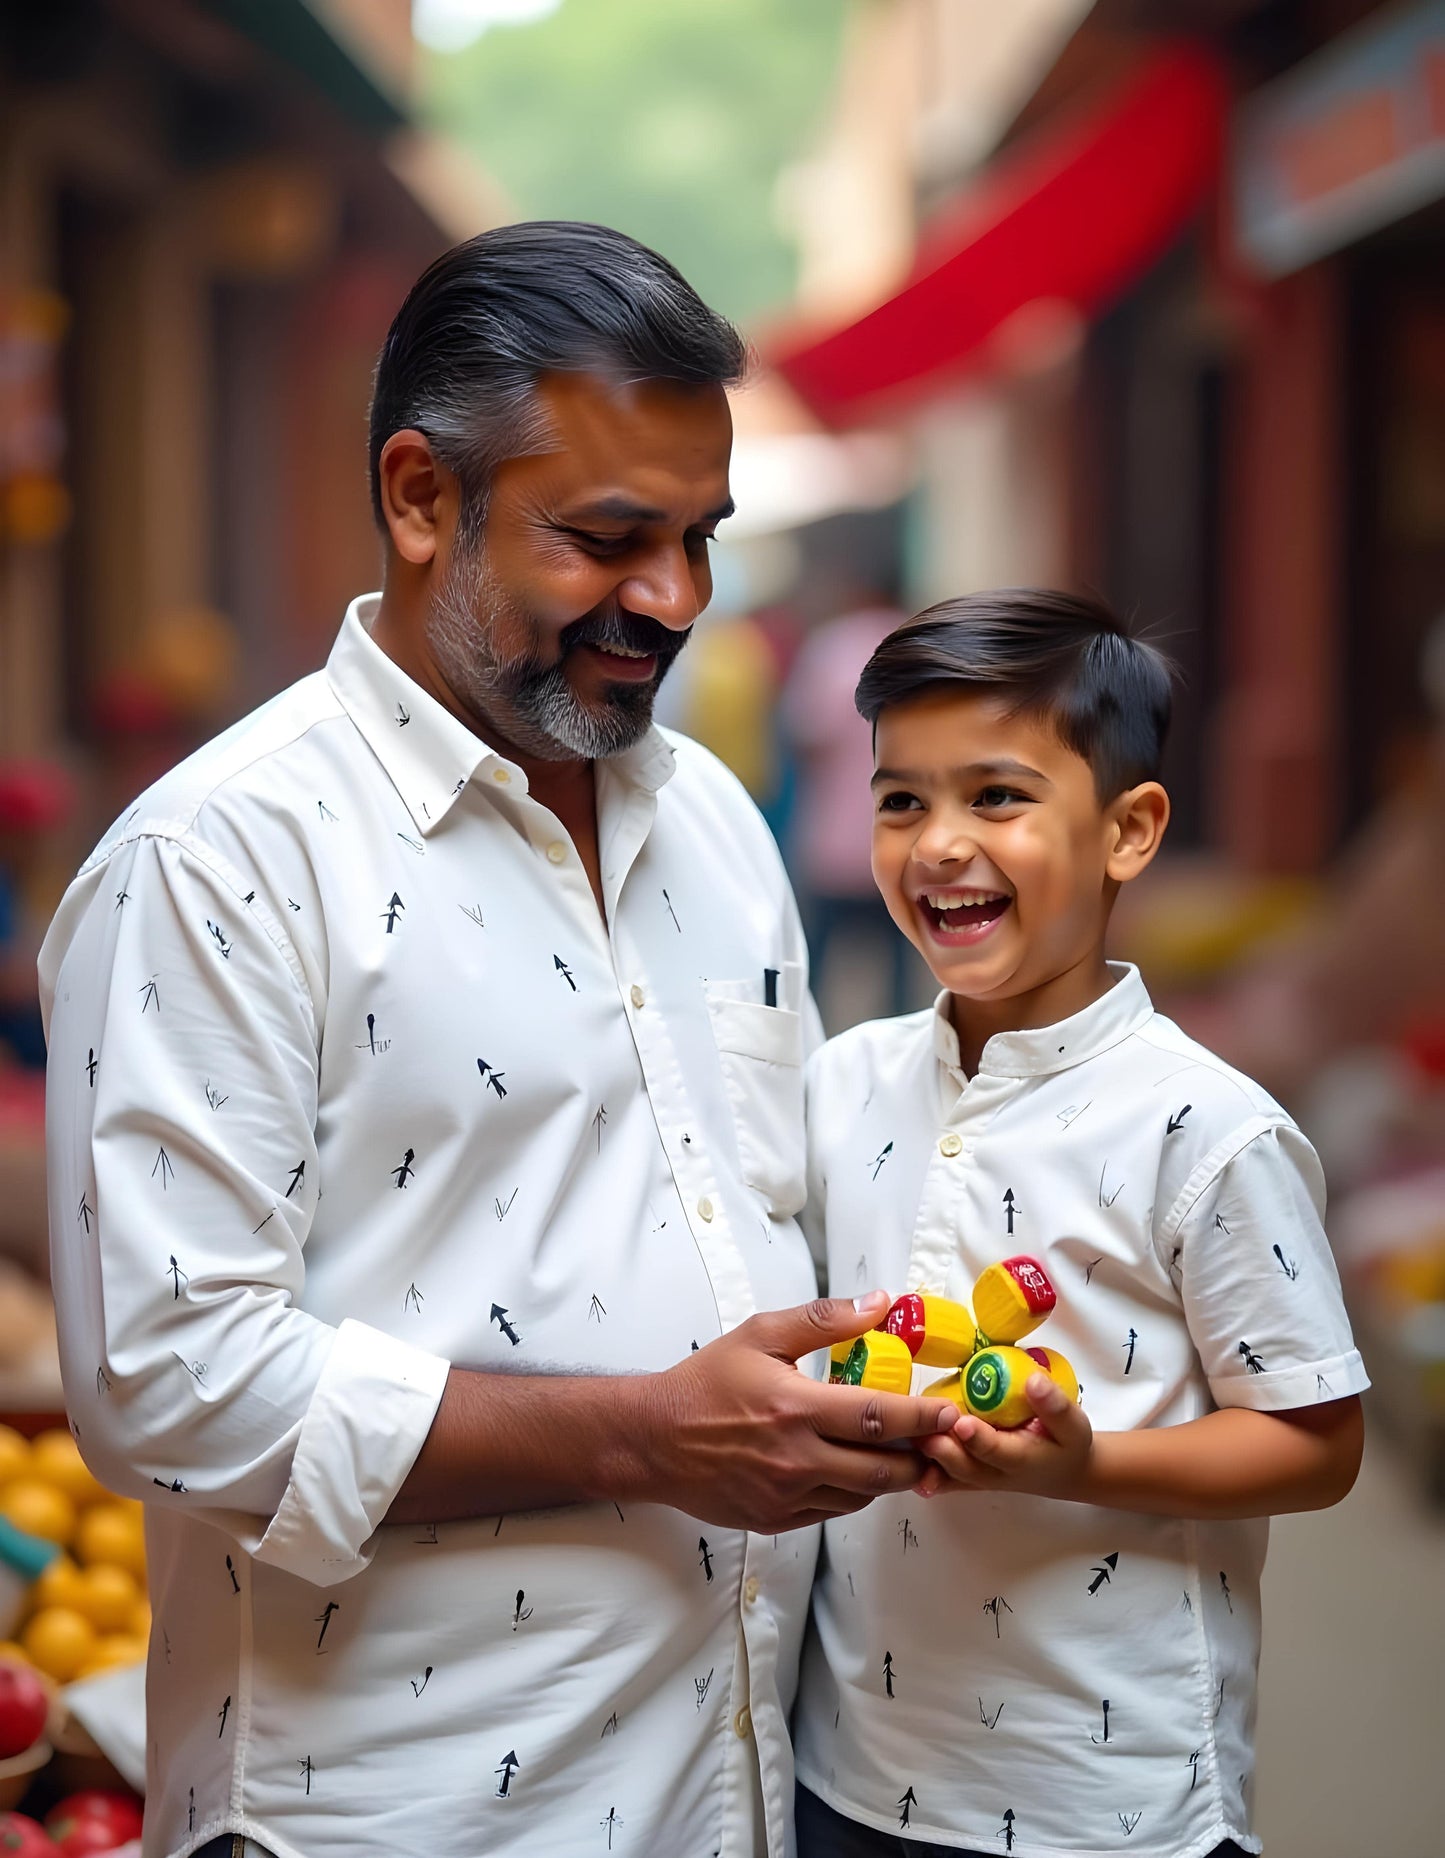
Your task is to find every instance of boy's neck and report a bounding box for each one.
[948,948,1117,1078]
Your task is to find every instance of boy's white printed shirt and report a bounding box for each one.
[793,968,1368,1858]
[40,595,822,1858]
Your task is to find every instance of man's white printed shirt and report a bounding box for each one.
[42,595,822,1858]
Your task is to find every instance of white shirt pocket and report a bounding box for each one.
[704,981,807,1218]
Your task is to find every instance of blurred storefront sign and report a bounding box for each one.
[772,44,1225,428]
[0,291,71,548]
[1234,0,1445,278]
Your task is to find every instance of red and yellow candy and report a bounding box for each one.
[839,1255,1079,1427]
[879,1292,980,1367]
[972,1255,1057,1344]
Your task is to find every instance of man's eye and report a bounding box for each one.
[564,529,630,555]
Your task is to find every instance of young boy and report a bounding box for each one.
[792,590,1367,1858]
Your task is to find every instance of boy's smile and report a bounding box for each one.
[870,689,1168,1063]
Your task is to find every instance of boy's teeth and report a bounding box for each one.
[924,889,1006,908]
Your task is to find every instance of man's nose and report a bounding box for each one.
[618,544,705,630]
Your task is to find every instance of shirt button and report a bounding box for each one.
[744,1576,759,1606]
[939,1132,963,1157]
[545,841,567,865]
[733,1706,752,1739]
[491,767,511,785]
[697,1197,715,1223]
[630,984,645,1009]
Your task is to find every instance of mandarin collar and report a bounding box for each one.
[325,594,676,836]
[932,962,1154,1085]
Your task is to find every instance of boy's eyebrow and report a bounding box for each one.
[870,758,1052,789]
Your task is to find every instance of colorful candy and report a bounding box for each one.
[828,1329,914,1395]
[972,1255,1057,1344]
[879,1292,981,1367]
[839,1256,1079,1428]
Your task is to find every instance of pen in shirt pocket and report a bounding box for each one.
[763,967,779,1007]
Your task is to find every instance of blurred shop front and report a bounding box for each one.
[0,1,499,1360]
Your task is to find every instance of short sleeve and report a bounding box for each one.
[1168,1122,1370,1411]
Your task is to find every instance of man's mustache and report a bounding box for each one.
[559,605,692,665]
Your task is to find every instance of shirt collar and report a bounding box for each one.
[326,594,676,835]
[931,962,1154,1084]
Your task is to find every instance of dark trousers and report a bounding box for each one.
[797,1786,1252,1858]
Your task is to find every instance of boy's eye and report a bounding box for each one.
[973,786,1028,809]
[877,790,921,813]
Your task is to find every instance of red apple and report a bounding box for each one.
[0,1662,47,1760]
[44,1791,144,1856]
[0,1814,53,1857]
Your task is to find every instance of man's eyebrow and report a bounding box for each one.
[869,758,1051,788]
[562,495,736,526]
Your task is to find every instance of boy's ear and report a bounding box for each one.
[1105,781,1169,884]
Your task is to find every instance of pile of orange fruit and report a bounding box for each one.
[0,1427,147,1684]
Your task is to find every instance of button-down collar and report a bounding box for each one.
[326,593,676,838]
[931,961,1154,1086]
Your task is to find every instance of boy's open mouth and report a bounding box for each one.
[917,887,1012,941]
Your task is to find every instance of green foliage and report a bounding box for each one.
[420,0,848,327]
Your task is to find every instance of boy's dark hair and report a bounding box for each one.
[368,220,747,533]
[854,588,1174,800]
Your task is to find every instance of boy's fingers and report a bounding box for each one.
[1025,1373,1091,1445]
[912,1431,1001,1488]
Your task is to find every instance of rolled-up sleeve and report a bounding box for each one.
[40,829,449,1585]
[1166,1120,1370,1413]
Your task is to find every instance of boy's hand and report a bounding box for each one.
[914,1374,1093,1500]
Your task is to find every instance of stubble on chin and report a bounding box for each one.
[425,540,668,761]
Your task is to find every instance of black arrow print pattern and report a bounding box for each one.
[1000,1808,1016,1850]
[1088,1552,1118,1595]
[982,1596,1012,1638]
[697,1538,713,1583]
[494,1751,519,1798]
[490,1304,521,1347]
[882,1650,895,1698]
[898,1787,918,1829]
[870,1141,893,1180]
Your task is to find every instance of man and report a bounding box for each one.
[41,223,954,1858]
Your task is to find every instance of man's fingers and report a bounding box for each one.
[812,1382,960,1446]
[808,1441,935,1498]
[748,1292,891,1363]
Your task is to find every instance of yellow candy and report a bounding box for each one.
[29,1430,109,1508]
[1024,1345,1080,1405]
[881,1292,979,1368]
[963,1346,1046,1428]
[834,1330,913,1395]
[21,1605,95,1682]
[75,1502,146,1581]
[0,1429,30,1490]
[73,1563,140,1633]
[0,1479,76,1547]
[972,1256,1057,1345]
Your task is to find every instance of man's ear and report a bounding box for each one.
[377,430,456,566]
[1105,781,1170,885]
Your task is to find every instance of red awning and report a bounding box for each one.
[772,45,1227,427]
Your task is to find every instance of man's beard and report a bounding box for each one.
[427,535,689,761]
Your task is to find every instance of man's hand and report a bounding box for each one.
[913,1374,1094,1500]
[636,1291,960,1534]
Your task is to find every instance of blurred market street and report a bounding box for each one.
[2,0,1444,1849]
